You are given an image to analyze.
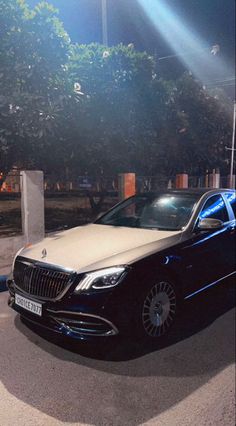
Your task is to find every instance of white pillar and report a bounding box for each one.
[209,172,220,188]
[21,171,44,244]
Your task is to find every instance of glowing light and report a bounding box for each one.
[137,0,232,84]
[211,45,220,56]
[225,192,236,204]
[75,266,126,292]
[155,196,174,206]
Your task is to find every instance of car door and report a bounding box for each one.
[223,191,236,272]
[181,193,233,297]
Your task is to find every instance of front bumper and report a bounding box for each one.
[7,279,119,340]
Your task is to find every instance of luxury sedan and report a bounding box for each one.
[7,188,236,340]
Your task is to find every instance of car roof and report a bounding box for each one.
[137,188,234,197]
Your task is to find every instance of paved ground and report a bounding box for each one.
[0,263,11,290]
[0,275,7,292]
[0,279,235,426]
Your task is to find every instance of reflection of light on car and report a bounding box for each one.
[200,199,225,219]
[155,196,175,206]
[225,193,236,204]
[188,228,226,247]
[163,255,180,264]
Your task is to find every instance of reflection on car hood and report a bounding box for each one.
[19,224,182,273]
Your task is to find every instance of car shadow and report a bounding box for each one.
[1,279,235,425]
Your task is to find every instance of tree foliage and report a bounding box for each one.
[0,0,233,183]
[69,44,232,177]
[157,74,232,175]
[68,43,182,176]
[0,0,80,176]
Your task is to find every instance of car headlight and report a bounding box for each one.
[75,266,128,292]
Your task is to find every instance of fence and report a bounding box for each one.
[0,171,234,195]
[44,175,119,193]
[137,174,233,192]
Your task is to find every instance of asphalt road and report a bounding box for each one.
[0,280,235,426]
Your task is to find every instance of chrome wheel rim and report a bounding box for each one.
[142,281,176,337]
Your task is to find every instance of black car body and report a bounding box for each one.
[7,189,236,340]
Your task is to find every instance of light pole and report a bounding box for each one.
[101,0,108,45]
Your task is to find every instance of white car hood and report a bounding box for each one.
[19,224,182,273]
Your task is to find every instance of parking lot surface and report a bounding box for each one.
[0,281,235,426]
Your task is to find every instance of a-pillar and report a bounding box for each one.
[118,173,136,200]
[21,170,45,244]
[175,174,188,189]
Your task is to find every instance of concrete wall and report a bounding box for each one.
[0,235,26,274]
[0,170,44,275]
[21,170,45,244]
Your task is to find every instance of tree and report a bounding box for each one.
[68,44,233,179]
[0,2,232,185]
[68,43,173,177]
[172,73,232,175]
[0,0,81,183]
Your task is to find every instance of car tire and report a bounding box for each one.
[136,275,179,339]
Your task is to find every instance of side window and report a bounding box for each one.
[225,192,236,218]
[200,195,229,223]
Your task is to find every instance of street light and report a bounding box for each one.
[225,102,236,188]
[101,0,108,45]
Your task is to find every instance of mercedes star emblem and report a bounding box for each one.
[41,248,47,259]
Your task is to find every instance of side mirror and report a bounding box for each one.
[197,218,224,231]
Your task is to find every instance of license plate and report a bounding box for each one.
[15,294,42,317]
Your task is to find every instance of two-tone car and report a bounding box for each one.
[7,188,236,340]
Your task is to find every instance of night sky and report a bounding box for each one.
[27,0,235,84]
[27,1,235,55]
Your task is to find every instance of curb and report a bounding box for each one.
[0,275,8,292]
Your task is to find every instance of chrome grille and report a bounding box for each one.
[13,258,73,300]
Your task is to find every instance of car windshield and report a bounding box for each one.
[96,193,199,231]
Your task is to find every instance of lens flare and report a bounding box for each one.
[137,0,233,84]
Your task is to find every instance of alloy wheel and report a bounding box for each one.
[142,280,177,337]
